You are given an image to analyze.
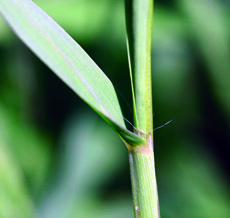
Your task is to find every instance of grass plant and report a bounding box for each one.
[0,0,159,217]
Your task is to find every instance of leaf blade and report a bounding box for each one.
[0,0,145,146]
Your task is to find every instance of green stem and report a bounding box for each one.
[125,0,159,217]
[127,135,159,218]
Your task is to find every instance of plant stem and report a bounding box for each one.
[125,0,159,217]
[128,138,159,218]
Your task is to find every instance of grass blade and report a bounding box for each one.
[0,0,145,146]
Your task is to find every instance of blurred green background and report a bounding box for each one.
[0,0,230,217]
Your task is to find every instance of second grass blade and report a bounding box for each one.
[125,0,153,134]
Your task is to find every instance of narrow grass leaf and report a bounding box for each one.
[0,0,145,146]
[125,0,153,133]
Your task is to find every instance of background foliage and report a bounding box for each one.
[0,0,230,217]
